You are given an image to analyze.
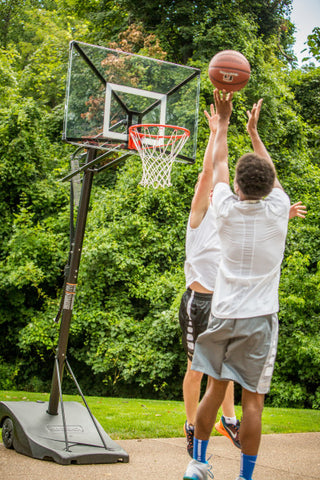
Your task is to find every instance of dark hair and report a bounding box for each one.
[235,153,275,199]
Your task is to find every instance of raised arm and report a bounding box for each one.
[246,99,282,189]
[211,89,233,189]
[189,102,218,228]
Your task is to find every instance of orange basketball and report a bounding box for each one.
[208,50,251,92]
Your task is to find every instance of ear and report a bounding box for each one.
[234,178,239,194]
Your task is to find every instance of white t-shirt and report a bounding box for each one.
[184,203,221,291]
[212,183,290,318]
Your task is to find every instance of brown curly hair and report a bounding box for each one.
[235,153,275,199]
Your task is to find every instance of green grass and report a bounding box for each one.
[1,390,319,440]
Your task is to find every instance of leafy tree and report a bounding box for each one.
[270,253,320,409]
[0,0,25,48]
[305,27,320,64]
[1,0,320,408]
[289,67,320,127]
[0,95,70,386]
[0,46,21,105]
[109,0,294,64]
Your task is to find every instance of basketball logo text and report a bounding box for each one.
[219,70,239,83]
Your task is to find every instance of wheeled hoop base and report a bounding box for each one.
[0,400,129,465]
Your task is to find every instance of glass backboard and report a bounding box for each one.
[63,41,200,163]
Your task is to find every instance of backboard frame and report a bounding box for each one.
[62,41,201,164]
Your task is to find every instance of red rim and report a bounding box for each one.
[128,124,190,150]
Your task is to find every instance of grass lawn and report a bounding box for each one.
[1,390,319,440]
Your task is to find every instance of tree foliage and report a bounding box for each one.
[305,27,320,64]
[110,0,293,64]
[0,0,319,408]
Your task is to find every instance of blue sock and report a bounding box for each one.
[240,453,257,480]
[193,437,209,463]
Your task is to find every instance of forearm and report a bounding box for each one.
[190,129,215,227]
[212,120,229,185]
[202,131,215,175]
[249,129,282,189]
[213,121,229,163]
[248,129,272,163]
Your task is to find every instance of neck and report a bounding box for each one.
[238,191,260,201]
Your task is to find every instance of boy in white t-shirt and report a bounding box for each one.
[183,90,291,480]
[180,101,306,464]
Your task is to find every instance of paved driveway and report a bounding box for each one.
[1,432,320,480]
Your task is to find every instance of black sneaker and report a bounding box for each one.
[214,416,241,449]
[183,420,195,458]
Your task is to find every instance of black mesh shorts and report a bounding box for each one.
[179,288,213,362]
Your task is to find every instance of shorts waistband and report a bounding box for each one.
[187,287,213,299]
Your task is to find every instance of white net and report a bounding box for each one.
[129,124,190,188]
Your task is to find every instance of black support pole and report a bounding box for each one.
[47,149,95,415]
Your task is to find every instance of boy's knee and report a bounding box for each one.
[186,368,203,382]
[242,391,264,416]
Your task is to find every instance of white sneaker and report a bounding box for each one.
[183,459,214,480]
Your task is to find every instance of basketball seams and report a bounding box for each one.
[209,81,248,88]
[210,59,249,68]
[209,66,250,75]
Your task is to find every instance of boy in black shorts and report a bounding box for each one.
[179,105,240,458]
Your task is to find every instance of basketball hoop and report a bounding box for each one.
[128,124,190,188]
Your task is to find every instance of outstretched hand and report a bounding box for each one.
[204,102,219,134]
[289,201,307,219]
[213,88,233,121]
[246,98,263,134]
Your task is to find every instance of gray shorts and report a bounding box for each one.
[191,313,279,394]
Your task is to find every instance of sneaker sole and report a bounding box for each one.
[183,422,194,458]
[215,421,241,449]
